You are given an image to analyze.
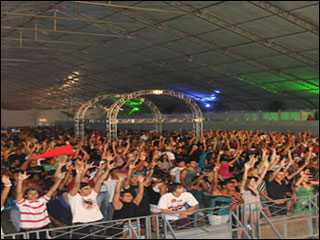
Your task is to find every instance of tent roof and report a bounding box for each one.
[1,1,319,111]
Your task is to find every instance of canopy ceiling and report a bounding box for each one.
[1,1,319,111]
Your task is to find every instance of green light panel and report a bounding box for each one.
[263,80,319,94]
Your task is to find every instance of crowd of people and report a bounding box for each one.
[1,127,319,238]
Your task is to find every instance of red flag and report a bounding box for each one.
[32,144,74,159]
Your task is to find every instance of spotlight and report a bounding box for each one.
[152,90,163,95]
[214,90,221,94]
[205,103,211,108]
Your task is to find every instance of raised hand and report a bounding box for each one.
[104,151,114,162]
[85,162,95,171]
[262,148,268,156]
[58,157,68,167]
[75,164,84,175]
[18,172,30,182]
[245,162,251,170]
[55,171,66,180]
[67,162,74,171]
[263,159,270,168]
[214,163,221,172]
[129,162,136,170]
[152,150,161,160]
[137,176,145,184]
[2,175,11,185]
[107,161,115,170]
[279,159,286,167]
[249,155,257,167]
[139,151,147,161]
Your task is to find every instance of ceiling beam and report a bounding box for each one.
[168,2,318,108]
[249,1,319,36]
[175,3,315,68]
[73,1,186,15]
[2,12,124,27]
[1,25,128,39]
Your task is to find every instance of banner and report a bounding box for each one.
[31,144,74,159]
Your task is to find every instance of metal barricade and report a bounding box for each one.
[2,194,318,239]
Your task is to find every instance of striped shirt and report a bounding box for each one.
[258,181,266,193]
[16,195,51,230]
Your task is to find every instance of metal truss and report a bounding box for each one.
[74,93,163,140]
[249,1,319,36]
[107,89,204,140]
[174,2,315,68]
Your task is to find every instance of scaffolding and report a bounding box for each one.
[107,89,204,140]
[74,93,163,140]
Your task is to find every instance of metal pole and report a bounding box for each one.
[19,31,22,48]
[74,1,185,14]
[34,23,38,41]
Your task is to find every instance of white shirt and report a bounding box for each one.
[68,191,103,223]
[242,190,261,210]
[158,192,199,221]
[165,151,175,161]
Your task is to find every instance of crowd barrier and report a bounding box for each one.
[2,194,318,239]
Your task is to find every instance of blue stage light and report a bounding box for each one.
[171,86,221,109]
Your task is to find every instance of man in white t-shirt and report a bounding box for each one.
[158,183,199,221]
[68,161,115,223]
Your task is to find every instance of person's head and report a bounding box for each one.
[117,147,124,154]
[274,171,286,182]
[304,169,311,175]
[120,191,134,203]
[227,177,239,189]
[165,145,173,151]
[191,145,198,151]
[139,151,147,160]
[189,160,198,169]
[30,159,38,167]
[161,154,168,162]
[79,183,93,197]
[31,173,41,181]
[245,176,259,190]
[220,155,229,163]
[127,152,135,161]
[177,147,183,154]
[169,183,185,197]
[25,188,39,201]
[16,148,23,155]
[48,158,56,166]
[220,180,235,192]
[130,175,139,186]
[178,161,186,168]
[248,169,259,178]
